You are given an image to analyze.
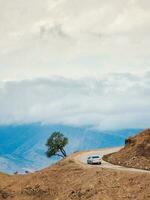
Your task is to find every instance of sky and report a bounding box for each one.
[0,0,150,129]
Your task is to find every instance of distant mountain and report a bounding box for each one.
[0,123,141,174]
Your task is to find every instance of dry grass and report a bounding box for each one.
[104,129,150,170]
[0,157,149,200]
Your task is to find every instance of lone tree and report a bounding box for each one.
[46,132,68,158]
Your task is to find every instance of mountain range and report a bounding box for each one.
[0,123,141,174]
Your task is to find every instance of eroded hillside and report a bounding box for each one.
[103,129,150,170]
[0,158,149,200]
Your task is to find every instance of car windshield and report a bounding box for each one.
[92,156,100,159]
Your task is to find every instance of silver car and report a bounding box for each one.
[87,155,102,165]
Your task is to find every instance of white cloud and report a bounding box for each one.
[0,0,150,80]
[0,1,149,130]
[0,72,150,130]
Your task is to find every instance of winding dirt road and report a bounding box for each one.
[73,147,150,173]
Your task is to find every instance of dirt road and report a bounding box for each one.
[73,147,150,173]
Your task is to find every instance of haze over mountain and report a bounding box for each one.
[0,1,149,131]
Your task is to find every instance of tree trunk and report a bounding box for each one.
[60,148,67,157]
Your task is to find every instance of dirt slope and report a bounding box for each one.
[73,147,150,173]
[103,129,150,170]
[0,158,149,200]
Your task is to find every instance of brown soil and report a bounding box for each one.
[103,129,150,170]
[0,157,149,200]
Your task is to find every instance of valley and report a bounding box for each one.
[0,124,140,173]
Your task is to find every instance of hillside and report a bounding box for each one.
[0,158,149,200]
[103,129,150,170]
[0,123,140,174]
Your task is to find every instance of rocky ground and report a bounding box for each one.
[103,129,150,170]
[0,157,149,200]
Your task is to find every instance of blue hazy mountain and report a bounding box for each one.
[0,123,141,174]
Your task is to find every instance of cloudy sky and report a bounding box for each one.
[0,0,150,129]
